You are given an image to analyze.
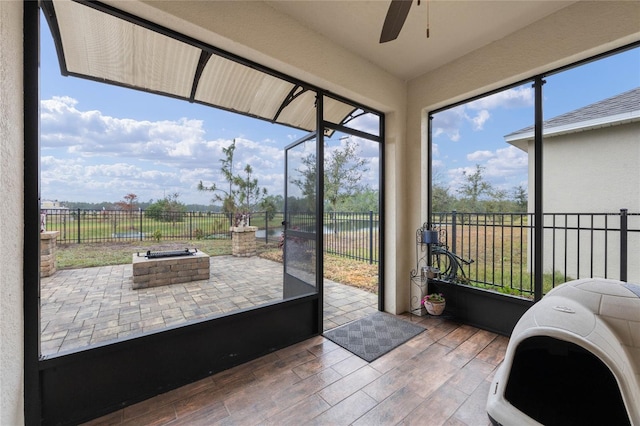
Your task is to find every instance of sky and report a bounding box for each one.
[432,46,640,198]
[40,14,639,206]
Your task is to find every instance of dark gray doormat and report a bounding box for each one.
[323,312,425,362]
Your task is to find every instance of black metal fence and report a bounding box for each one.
[45,207,638,285]
[42,209,239,243]
[42,209,380,264]
[431,209,640,296]
[324,211,379,264]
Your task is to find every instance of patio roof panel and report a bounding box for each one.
[323,96,359,128]
[274,89,318,131]
[45,0,363,134]
[194,55,299,124]
[53,0,200,98]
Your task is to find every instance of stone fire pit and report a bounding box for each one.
[132,249,210,289]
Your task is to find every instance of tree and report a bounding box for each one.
[486,188,509,218]
[325,138,369,213]
[512,185,528,212]
[198,139,268,226]
[336,188,379,212]
[114,193,138,230]
[145,193,186,224]
[114,193,138,211]
[262,194,284,220]
[292,138,370,214]
[432,183,456,213]
[457,164,492,212]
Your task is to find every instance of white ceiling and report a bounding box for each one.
[44,0,582,130]
[266,0,576,81]
[45,0,377,132]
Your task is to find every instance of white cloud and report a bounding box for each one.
[432,143,440,158]
[445,146,528,194]
[467,86,534,110]
[41,96,212,166]
[432,107,465,142]
[470,109,491,130]
[432,86,534,141]
[467,150,494,162]
[40,97,291,203]
[343,111,380,136]
[485,146,528,177]
[40,97,381,204]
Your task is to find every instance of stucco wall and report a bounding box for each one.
[537,123,640,213]
[1,2,636,423]
[403,1,640,311]
[531,122,640,282]
[123,0,640,314]
[0,1,25,425]
[111,0,410,313]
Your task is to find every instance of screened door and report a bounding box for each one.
[283,133,320,298]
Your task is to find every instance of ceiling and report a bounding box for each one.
[42,0,578,132]
[266,0,576,81]
[43,0,376,134]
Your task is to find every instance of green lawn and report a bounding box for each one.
[56,239,233,269]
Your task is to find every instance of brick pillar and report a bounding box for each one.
[40,231,59,277]
[231,226,258,257]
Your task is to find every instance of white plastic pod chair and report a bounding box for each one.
[487,278,640,425]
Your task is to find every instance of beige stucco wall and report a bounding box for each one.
[0,1,25,425]
[114,0,410,313]
[121,0,640,314]
[529,122,640,282]
[0,3,638,422]
[536,123,640,214]
[404,0,640,311]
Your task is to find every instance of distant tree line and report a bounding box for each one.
[56,163,515,218]
[433,164,527,213]
[56,138,381,219]
[60,199,216,212]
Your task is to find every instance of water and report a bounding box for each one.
[255,228,283,238]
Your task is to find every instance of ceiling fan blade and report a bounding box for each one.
[379,0,413,43]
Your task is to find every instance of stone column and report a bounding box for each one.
[231,226,258,257]
[40,231,60,277]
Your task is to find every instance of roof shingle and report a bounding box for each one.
[506,87,640,139]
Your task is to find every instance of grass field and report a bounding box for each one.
[53,214,565,298]
[45,211,286,243]
[434,222,569,297]
[56,239,380,294]
[56,239,234,269]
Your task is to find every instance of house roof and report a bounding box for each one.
[505,87,640,149]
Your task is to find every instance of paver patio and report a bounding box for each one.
[40,255,378,356]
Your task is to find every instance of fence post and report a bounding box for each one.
[368,212,372,263]
[77,208,81,244]
[265,211,269,244]
[451,210,457,253]
[189,211,193,240]
[139,208,143,241]
[620,208,628,282]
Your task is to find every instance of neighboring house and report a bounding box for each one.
[505,88,640,282]
[40,199,69,232]
[40,199,69,214]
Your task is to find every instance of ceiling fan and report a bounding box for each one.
[380,0,428,43]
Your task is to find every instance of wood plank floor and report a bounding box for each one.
[82,314,508,426]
